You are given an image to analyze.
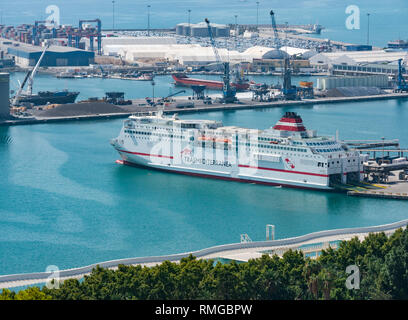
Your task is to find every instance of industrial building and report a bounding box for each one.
[0,72,9,120]
[316,75,389,90]
[252,58,311,72]
[102,42,317,70]
[176,22,230,37]
[331,63,402,76]
[97,36,177,55]
[344,44,372,51]
[310,50,408,70]
[104,43,246,65]
[387,40,408,50]
[0,40,95,67]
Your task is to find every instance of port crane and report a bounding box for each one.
[270,10,298,100]
[12,43,50,106]
[68,19,102,55]
[395,59,408,93]
[157,90,186,104]
[205,18,237,103]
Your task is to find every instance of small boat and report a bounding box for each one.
[131,73,154,81]
[57,72,75,79]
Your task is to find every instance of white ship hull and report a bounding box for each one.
[111,111,365,191]
[114,146,333,190]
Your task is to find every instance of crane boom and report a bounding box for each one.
[204,18,222,67]
[27,43,49,95]
[270,10,297,100]
[12,71,32,106]
[269,10,280,50]
[204,18,237,103]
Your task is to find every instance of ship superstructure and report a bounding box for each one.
[111,111,365,190]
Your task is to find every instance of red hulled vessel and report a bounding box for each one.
[172,74,249,91]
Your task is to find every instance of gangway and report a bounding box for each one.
[344,139,400,149]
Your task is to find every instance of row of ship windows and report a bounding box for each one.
[306,141,337,146]
[258,137,280,143]
[316,148,342,153]
[124,130,185,140]
[240,143,307,153]
[124,131,339,156]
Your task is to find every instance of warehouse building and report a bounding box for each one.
[331,63,403,76]
[1,40,94,67]
[310,50,408,70]
[176,22,230,37]
[316,75,389,90]
[0,72,9,120]
[103,42,315,69]
[105,43,246,66]
[96,36,176,54]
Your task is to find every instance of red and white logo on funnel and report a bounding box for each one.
[285,158,295,169]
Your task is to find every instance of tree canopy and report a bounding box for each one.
[2,227,408,300]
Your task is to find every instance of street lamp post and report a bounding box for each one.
[234,15,238,49]
[367,13,370,45]
[256,1,260,30]
[147,5,151,36]
[112,1,115,31]
[188,9,191,41]
[151,80,155,105]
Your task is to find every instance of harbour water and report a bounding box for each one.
[1,93,408,275]
[9,73,317,102]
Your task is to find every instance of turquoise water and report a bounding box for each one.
[1,96,408,276]
[9,73,316,102]
[1,0,407,46]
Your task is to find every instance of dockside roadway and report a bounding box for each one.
[0,219,407,289]
[1,92,408,127]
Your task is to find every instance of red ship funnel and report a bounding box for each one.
[273,112,306,132]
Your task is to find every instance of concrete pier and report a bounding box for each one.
[348,178,408,200]
[2,92,408,127]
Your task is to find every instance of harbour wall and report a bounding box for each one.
[1,92,408,127]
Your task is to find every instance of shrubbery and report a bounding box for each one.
[2,227,408,300]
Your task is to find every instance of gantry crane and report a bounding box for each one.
[205,18,237,103]
[68,19,102,55]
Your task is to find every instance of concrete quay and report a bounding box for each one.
[2,92,408,127]
[348,172,408,200]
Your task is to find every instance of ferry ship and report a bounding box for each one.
[110,111,366,190]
